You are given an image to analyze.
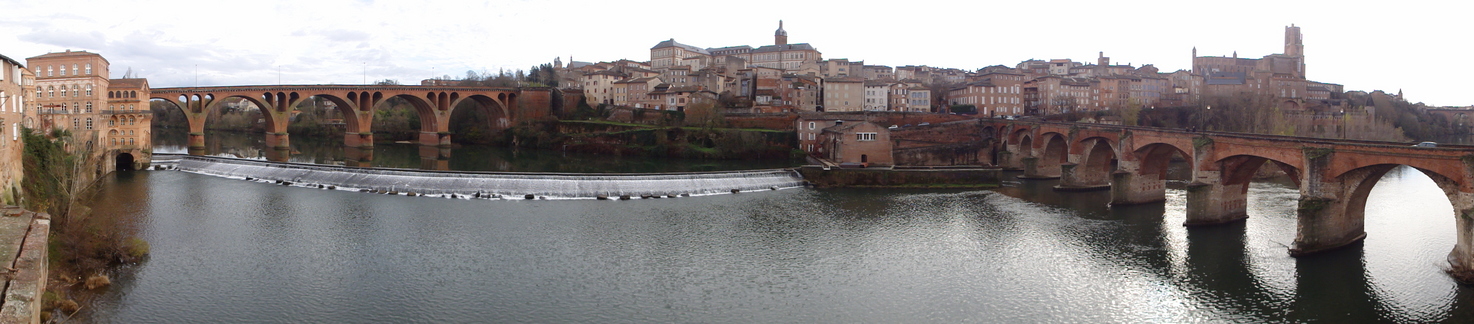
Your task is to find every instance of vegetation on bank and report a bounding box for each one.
[497,118,801,160]
[20,127,148,321]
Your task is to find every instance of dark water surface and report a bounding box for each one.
[77,163,1474,322]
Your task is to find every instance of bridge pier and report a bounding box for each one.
[1057,163,1111,191]
[419,132,451,147]
[264,132,290,149]
[1112,161,1166,204]
[1449,192,1474,283]
[1019,157,1060,179]
[1289,159,1379,256]
[187,132,206,155]
[1184,176,1249,225]
[997,151,1021,170]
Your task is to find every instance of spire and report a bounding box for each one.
[774,20,788,45]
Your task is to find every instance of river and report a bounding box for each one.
[66,131,1474,322]
[150,128,798,173]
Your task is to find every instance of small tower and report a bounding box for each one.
[1285,24,1304,57]
[1097,51,1109,66]
[775,20,788,46]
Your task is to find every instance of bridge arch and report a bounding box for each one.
[1025,132,1069,178]
[1058,137,1117,189]
[1133,142,1191,181]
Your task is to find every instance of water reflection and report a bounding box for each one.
[153,128,798,172]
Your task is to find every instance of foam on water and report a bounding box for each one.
[173,155,806,199]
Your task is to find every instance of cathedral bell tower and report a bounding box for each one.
[775,20,788,46]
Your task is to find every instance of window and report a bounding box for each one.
[856,132,876,141]
[36,87,42,98]
[72,64,78,75]
[85,63,92,75]
[73,118,78,128]
[86,102,92,113]
[72,85,79,97]
[85,85,92,96]
[59,86,66,97]
[86,118,92,129]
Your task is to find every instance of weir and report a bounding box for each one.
[173,155,806,199]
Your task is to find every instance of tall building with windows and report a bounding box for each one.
[28,50,149,175]
[0,53,33,204]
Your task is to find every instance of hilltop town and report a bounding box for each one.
[554,22,1342,116]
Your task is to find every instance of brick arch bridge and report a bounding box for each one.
[150,85,552,152]
[986,120,1474,281]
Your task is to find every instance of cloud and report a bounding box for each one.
[319,29,370,42]
[18,28,107,51]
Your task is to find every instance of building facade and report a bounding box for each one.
[0,54,31,204]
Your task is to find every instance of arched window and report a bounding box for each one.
[36,87,42,98]
[128,104,134,111]
[59,86,66,97]
[85,102,92,113]
[72,102,79,114]
[109,119,115,127]
[72,64,78,75]
[85,85,92,96]
[46,66,52,77]
[60,103,67,113]
[85,118,92,129]
[72,85,80,97]
[109,105,114,110]
[130,91,136,98]
[72,118,78,129]
[85,63,92,75]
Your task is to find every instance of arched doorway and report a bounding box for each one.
[115,153,136,171]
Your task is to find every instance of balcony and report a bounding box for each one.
[101,110,152,115]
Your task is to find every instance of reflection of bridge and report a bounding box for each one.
[983,120,1474,281]
[150,85,552,152]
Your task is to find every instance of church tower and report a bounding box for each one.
[775,20,788,46]
[1285,24,1304,57]
[1285,24,1306,78]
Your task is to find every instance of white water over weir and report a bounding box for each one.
[173,155,806,199]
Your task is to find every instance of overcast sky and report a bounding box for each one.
[3,0,1469,106]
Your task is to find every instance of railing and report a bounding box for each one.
[101,110,151,115]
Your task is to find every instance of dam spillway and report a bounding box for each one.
[172,155,806,199]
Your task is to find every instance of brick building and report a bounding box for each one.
[0,53,32,203]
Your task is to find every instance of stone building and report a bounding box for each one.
[863,81,889,111]
[104,78,152,171]
[27,50,149,176]
[817,120,892,166]
[821,77,865,112]
[946,72,1025,116]
[0,53,32,204]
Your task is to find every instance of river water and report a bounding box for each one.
[150,128,798,173]
[76,146,1474,323]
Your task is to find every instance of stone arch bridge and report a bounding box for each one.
[979,120,1474,281]
[150,85,552,151]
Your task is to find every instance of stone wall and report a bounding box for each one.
[797,166,1000,188]
[0,208,48,324]
[893,142,992,166]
